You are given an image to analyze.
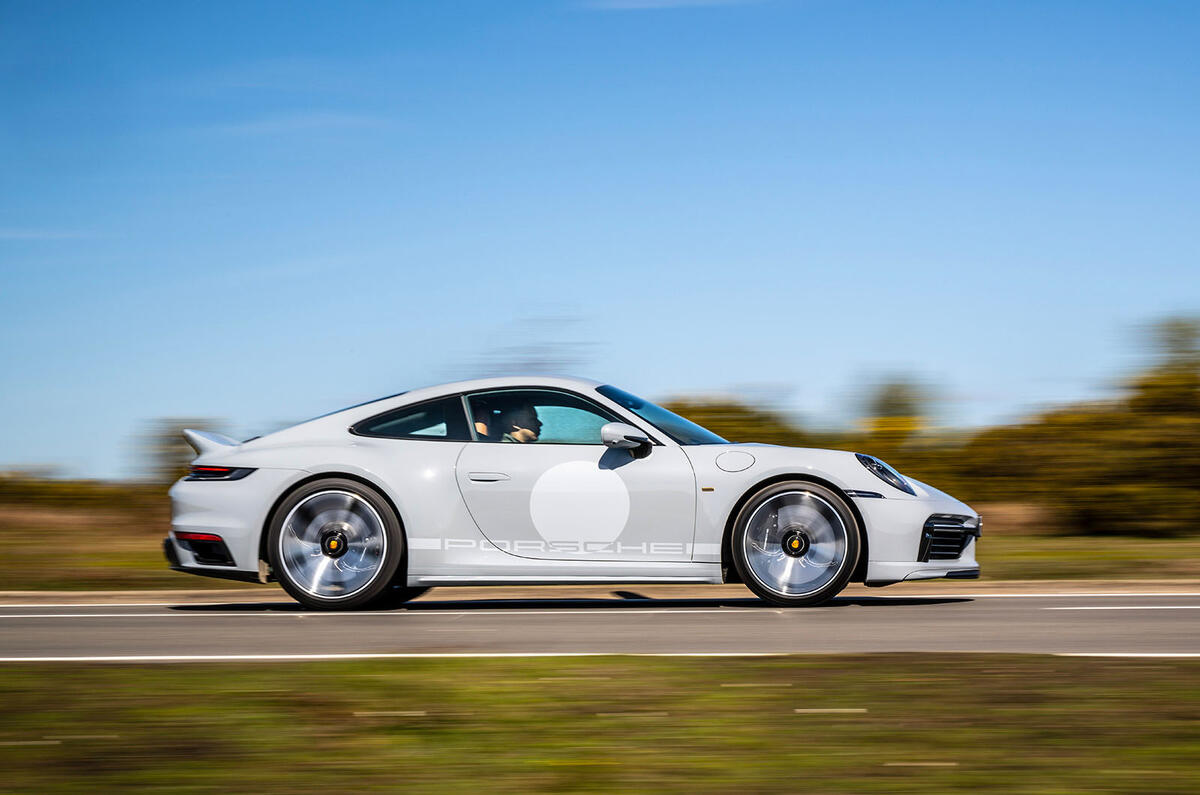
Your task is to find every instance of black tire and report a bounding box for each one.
[372,585,432,610]
[730,481,860,607]
[268,478,405,610]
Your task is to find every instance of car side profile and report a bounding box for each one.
[166,376,981,609]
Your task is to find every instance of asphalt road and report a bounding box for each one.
[2,589,1198,661]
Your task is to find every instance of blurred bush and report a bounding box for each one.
[0,473,161,512]
[139,417,229,485]
[661,400,819,448]
[666,317,1200,538]
[0,418,224,511]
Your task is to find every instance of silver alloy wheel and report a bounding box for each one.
[740,490,849,597]
[277,490,389,599]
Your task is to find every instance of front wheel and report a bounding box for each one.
[731,481,860,607]
[268,478,405,610]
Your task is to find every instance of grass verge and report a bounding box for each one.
[980,532,1200,580]
[1,500,1198,589]
[0,655,1196,793]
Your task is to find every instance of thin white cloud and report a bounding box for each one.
[586,0,758,9]
[205,111,389,137]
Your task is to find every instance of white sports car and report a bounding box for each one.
[167,376,980,609]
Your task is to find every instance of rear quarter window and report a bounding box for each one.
[351,396,471,441]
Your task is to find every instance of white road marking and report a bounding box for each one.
[44,734,119,740]
[0,740,62,746]
[0,608,782,619]
[1,592,1198,609]
[0,652,787,663]
[794,708,868,714]
[0,602,188,608]
[1054,652,1200,658]
[0,649,1198,663]
[923,592,1200,598]
[1044,606,1200,611]
[0,614,206,619]
[7,596,1199,620]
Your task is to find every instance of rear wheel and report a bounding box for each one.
[731,481,859,607]
[268,478,404,610]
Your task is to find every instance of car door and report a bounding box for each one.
[455,388,697,562]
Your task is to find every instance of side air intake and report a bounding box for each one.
[917,514,979,562]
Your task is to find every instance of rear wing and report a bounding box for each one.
[182,428,240,456]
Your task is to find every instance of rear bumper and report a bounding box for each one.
[168,467,305,575]
[163,537,262,583]
[162,536,180,567]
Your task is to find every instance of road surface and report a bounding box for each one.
[2,587,1198,661]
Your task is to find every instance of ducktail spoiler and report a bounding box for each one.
[182,429,240,456]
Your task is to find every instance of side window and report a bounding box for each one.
[352,396,471,441]
[466,389,619,445]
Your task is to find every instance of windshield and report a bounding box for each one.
[597,385,728,445]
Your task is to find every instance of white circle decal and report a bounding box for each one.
[529,460,630,543]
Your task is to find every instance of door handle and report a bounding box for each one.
[468,472,510,482]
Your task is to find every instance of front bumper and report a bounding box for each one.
[851,483,981,586]
[864,555,981,586]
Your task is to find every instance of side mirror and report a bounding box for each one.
[601,422,652,457]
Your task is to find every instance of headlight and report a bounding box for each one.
[855,453,915,496]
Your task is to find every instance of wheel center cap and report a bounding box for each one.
[781,528,810,557]
[320,525,350,558]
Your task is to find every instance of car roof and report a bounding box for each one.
[331,375,607,421]
[416,374,604,394]
[394,375,605,404]
[247,376,619,447]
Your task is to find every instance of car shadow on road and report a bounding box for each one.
[169,595,973,612]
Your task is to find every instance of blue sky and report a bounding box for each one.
[2,0,1198,477]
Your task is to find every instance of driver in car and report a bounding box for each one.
[498,401,542,443]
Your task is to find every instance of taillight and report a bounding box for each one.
[184,466,256,481]
[173,532,225,542]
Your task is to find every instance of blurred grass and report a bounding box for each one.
[0,499,1197,590]
[0,655,1196,793]
[0,503,255,591]
[980,532,1200,580]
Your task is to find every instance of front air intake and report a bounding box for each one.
[917,514,978,562]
